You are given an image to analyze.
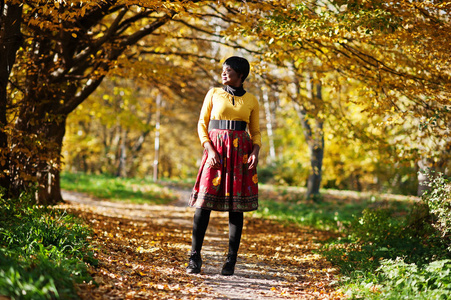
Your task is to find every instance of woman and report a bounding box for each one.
[187,56,261,276]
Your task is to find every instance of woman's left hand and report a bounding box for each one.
[247,145,260,169]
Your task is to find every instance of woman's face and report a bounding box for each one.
[222,65,242,87]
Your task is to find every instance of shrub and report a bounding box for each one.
[343,258,451,299]
[422,171,451,250]
[0,189,95,299]
[323,200,451,299]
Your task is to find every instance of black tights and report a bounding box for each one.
[190,208,243,256]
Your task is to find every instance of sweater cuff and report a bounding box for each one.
[200,138,211,147]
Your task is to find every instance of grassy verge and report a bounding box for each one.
[61,172,177,204]
[0,190,96,300]
[0,173,183,299]
[254,185,413,230]
[253,184,451,299]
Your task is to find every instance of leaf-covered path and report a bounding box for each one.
[60,189,343,299]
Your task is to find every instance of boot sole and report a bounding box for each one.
[186,268,201,274]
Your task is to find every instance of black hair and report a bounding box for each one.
[223,56,250,83]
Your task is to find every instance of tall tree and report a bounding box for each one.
[6,0,202,203]
[292,71,325,199]
[0,1,23,195]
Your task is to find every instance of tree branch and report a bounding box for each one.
[62,75,105,115]
[118,13,173,48]
[70,7,128,73]
[116,9,155,34]
[138,50,219,62]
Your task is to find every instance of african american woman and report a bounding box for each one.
[187,56,261,276]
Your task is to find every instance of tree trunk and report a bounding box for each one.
[306,131,324,198]
[305,78,324,199]
[153,93,161,182]
[37,118,66,204]
[0,3,23,195]
[293,72,324,200]
[11,115,67,205]
[262,88,276,164]
[116,127,128,178]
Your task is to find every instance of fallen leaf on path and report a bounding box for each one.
[60,190,344,299]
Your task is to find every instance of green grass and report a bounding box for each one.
[341,258,451,299]
[61,172,177,204]
[254,185,414,231]
[252,184,451,299]
[1,173,178,299]
[0,189,96,300]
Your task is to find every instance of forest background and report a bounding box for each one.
[1,1,451,299]
[0,0,450,204]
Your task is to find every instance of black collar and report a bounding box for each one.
[223,85,246,97]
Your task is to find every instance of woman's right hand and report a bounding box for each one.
[204,142,221,169]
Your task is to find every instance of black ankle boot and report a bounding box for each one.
[221,254,237,276]
[186,252,202,274]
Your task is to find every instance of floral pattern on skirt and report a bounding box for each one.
[189,129,258,212]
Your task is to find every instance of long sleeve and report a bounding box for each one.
[248,97,261,147]
[197,87,261,147]
[197,88,215,146]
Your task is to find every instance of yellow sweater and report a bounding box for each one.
[198,87,261,147]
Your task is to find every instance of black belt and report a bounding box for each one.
[210,120,247,131]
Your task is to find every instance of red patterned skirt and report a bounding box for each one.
[189,129,258,212]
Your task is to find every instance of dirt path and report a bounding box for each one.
[60,189,343,299]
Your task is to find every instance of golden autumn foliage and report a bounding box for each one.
[1,0,226,202]
[232,0,450,161]
[1,0,450,204]
[219,0,450,192]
